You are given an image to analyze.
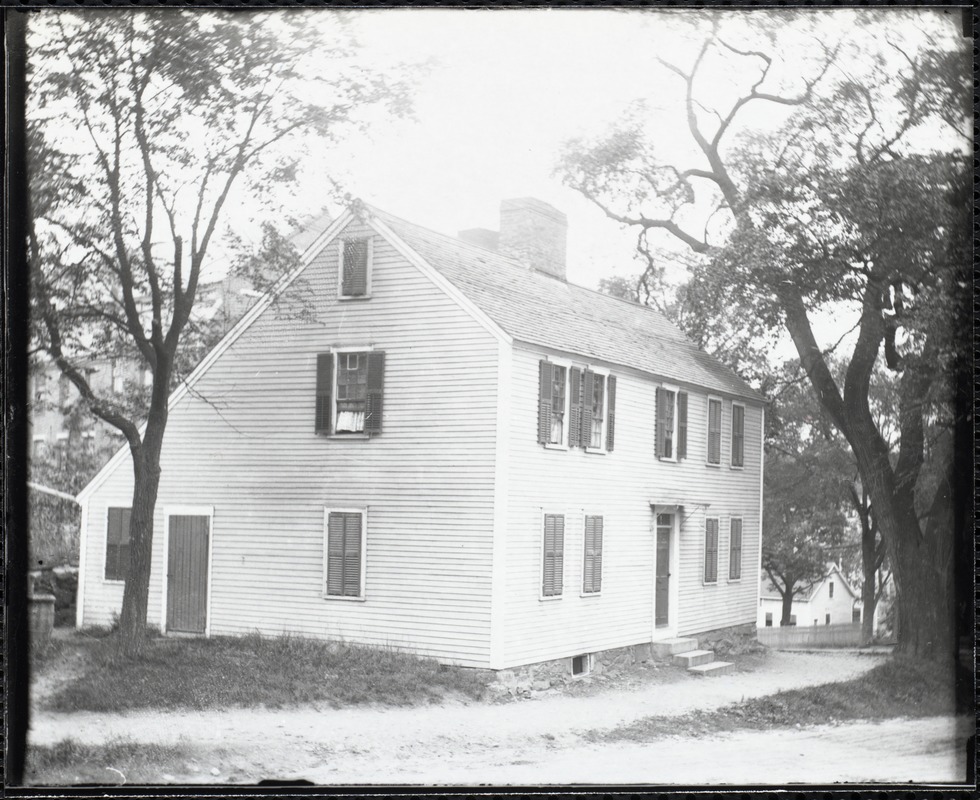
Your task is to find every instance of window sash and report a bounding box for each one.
[105,507,132,581]
[707,399,722,464]
[731,404,745,467]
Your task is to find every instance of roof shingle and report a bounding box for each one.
[375,208,763,402]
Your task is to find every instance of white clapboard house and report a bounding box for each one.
[76,198,765,671]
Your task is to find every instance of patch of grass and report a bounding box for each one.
[603,656,960,742]
[45,632,490,712]
[26,737,190,785]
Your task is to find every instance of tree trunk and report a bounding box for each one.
[860,525,877,645]
[780,586,794,627]
[117,381,170,657]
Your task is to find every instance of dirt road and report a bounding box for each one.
[29,651,972,785]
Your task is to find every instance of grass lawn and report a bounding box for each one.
[41,631,489,712]
[602,656,962,741]
[27,738,191,785]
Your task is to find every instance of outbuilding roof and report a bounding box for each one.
[375,208,763,401]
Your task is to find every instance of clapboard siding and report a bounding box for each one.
[501,344,762,668]
[79,220,499,666]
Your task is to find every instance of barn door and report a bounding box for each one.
[167,514,210,634]
[655,513,672,627]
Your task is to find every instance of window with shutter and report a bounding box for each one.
[542,513,565,597]
[339,238,371,298]
[324,509,365,598]
[729,518,742,580]
[317,351,385,436]
[731,403,745,467]
[677,392,688,459]
[703,517,719,583]
[656,386,679,461]
[707,398,722,465]
[583,515,603,594]
[104,507,132,581]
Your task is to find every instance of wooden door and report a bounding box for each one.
[167,515,210,634]
[655,513,671,627]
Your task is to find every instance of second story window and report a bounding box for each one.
[655,387,687,461]
[537,361,616,452]
[707,397,722,465]
[339,237,372,299]
[315,350,386,437]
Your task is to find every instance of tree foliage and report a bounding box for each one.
[561,10,969,658]
[27,9,413,653]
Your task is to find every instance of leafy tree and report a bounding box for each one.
[561,11,969,660]
[28,10,412,654]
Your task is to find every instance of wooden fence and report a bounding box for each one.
[756,622,864,649]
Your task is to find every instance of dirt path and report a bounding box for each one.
[29,651,917,784]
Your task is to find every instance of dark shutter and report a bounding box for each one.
[538,361,554,445]
[584,515,603,593]
[677,392,688,459]
[732,404,744,467]
[543,514,564,596]
[327,511,363,597]
[580,369,595,449]
[342,239,369,297]
[708,399,722,464]
[343,512,362,596]
[729,519,742,580]
[326,513,345,595]
[606,375,616,451]
[568,368,583,448]
[704,519,718,582]
[315,354,333,435]
[655,387,666,458]
[364,351,385,436]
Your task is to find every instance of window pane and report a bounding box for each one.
[336,352,369,432]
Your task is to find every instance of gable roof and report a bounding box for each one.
[760,564,859,602]
[371,207,762,401]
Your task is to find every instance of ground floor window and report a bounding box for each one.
[324,509,365,598]
[852,608,861,623]
[104,507,132,581]
[825,613,831,625]
[765,612,773,627]
[542,513,565,597]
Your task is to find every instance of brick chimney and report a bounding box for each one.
[497,198,567,281]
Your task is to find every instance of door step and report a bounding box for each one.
[650,637,699,658]
[672,649,715,668]
[688,660,734,676]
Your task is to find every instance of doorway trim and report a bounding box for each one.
[160,505,215,637]
[650,504,681,641]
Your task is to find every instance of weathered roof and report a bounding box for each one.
[375,208,763,401]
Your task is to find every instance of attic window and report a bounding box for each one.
[339,238,372,299]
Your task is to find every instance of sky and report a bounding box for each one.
[32,7,967,367]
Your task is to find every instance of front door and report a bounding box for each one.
[655,513,672,627]
[167,514,210,634]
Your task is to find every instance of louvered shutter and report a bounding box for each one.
[704,519,718,582]
[732,405,744,467]
[580,369,595,449]
[655,387,666,458]
[677,392,688,459]
[364,351,385,436]
[584,515,603,593]
[729,519,742,580]
[605,375,616,451]
[105,507,132,580]
[342,239,369,297]
[326,513,345,595]
[543,515,556,595]
[538,361,554,445]
[343,513,362,596]
[553,515,564,594]
[708,399,722,464]
[315,354,333,435]
[568,368,583,448]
